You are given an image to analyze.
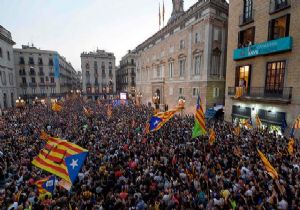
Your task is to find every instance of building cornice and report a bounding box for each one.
[0,33,15,45]
[135,0,228,52]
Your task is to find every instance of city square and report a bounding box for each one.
[0,0,300,209]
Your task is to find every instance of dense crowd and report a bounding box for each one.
[0,96,299,210]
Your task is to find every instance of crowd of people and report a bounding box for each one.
[0,96,299,210]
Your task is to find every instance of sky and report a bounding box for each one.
[1,0,205,71]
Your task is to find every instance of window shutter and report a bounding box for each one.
[285,14,291,37]
[268,20,273,40]
[235,67,240,87]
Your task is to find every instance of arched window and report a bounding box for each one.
[243,0,253,22]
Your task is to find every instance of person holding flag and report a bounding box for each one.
[192,95,206,138]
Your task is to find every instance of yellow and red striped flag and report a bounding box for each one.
[32,136,88,184]
[234,87,243,99]
[256,114,262,128]
[257,149,279,180]
[107,105,112,118]
[208,129,216,145]
[192,95,206,138]
[293,115,300,129]
[288,138,295,156]
[52,102,62,112]
[233,126,241,136]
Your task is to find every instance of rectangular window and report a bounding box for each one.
[50,77,55,83]
[51,88,55,94]
[193,88,199,96]
[19,57,25,64]
[195,33,199,43]
[40,77,44,83]
[214,28,219,41]
[265,61,286,95]
[238,27,255,48]
[32,88,36,94]
[213,87,220,98]
[179,60,185,77]
[194,56,201,75]
[235,65,251,92]
[9,73,13,85]
[41,88,45,94]
[180,40,185,49]
[29,57,34,65]
[49,58,53,66]
[38,58,43,65]
[268,14,290,40]
[0,47,2,58]
[31,77,36,83]
[169,62,173,78]
[22,77,26,84]
[7,51,10,61]
[179,88,184,95]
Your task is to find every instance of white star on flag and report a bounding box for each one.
[70,159,79,169]
[154,120,159,125]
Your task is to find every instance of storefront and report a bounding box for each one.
[232,105,251,124]
[257,109,286,134]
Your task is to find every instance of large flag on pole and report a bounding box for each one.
[192,95,206,138]
[148,108,179,132]
[257,149,279,180]
[255,114,262,128]
[32,136,88,184]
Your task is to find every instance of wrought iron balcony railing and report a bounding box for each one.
[228,86,292,102]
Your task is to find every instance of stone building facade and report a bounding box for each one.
[14,45,78,101]
[116,50,136,95]
[135,0,228,113]
[81,49,116,99]
[0,25,17,109]
[225,0,300,135]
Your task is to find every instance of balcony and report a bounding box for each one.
[270,0,290,14]
[228,87,293,104]
[234,36,293,60]
[49,82,56,86]
[239,10,255,26]
[29,82,37,87]
[19,71,26,76]
[151,77,165,83]
[39,83,46,86]
[20,83,28,87]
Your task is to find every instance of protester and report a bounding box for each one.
[0,96,299,210]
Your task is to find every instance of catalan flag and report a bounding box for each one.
[192,95,206,138]
[233,126,240,136]
[40,131,50,141]
[32,137,88,184]
[288,138,295,156]
[83,107,92,117]
[35,176,56,194]
[52,102,62,112]
[242,119,253,129]
[107,105,112,118]
[208,129,216,145]
[148,108,179,132]
[234,87,243,99]
[293,115,300,129]
[255,114,262,128]
[257,149,279,180]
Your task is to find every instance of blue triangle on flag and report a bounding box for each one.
[42,176,56,193]
[65,152,88,183]
[149,116,163,131]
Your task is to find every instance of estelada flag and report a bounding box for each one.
[257,149,279,180]
[35,176,56,194]
[255,114,262,128]
[32,136,88,184]
[233,126,241,136]
[293,115,300,129]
